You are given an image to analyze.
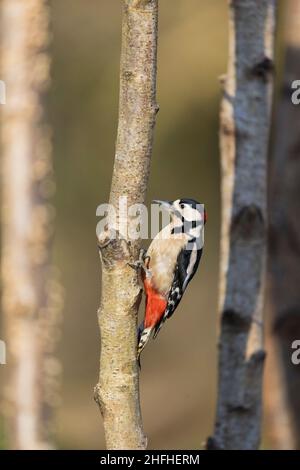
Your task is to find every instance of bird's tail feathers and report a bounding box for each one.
[153,321,163,339]
[137,325,154,364]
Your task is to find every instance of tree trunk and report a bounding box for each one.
[207,0,276,450]
[94,0,158,450]
[268,0,300,450]
[1,0,60,449]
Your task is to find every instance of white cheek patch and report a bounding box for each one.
[182,205,196,221]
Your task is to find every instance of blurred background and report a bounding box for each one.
[0,0,287,449]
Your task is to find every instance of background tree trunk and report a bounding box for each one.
[268,0,300,450]
[1,0,61,449]
[94,0,158,450]
[264,319,295,449]
[208,0,276,450]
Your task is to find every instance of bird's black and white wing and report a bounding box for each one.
[153,244,203,338]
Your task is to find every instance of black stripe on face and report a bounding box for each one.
[171,219,201,234]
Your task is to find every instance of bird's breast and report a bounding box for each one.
[147,237,186,296]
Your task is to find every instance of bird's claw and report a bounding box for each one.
[127,260,142,270]
[128,249,151,276]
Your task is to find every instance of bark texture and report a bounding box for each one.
[1,0,61,449]
[208,0,276,450]
[94,0,158,450]
[268,0,300,449]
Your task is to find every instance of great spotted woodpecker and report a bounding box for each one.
[136,198,206,362]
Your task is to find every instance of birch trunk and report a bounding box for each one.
[94,0,158,450]
[1,0,60,449]
[268,0,300,449]
[208,0,276,450]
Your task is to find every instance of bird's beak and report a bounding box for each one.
[152,200,173,212]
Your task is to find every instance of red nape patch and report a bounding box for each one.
[143,279,167,329]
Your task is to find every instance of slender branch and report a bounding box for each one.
[208,0,276,450]
[1,0,60,449]
[268,0,300,450]
[94,0,158,450]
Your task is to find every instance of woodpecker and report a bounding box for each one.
[136,198,206,362]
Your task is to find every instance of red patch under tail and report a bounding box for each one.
[143,278,167,329]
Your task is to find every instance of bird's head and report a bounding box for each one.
[153,198,206,239]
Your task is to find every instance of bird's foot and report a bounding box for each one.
[127,260,143,270]
[128,249,151,276]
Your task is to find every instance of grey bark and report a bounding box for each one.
[268,0,300,450]
[94,0,158,450]
[208,0,276,450]
[1,0,61,449]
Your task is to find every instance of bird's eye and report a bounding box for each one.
[180,203,185,209]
